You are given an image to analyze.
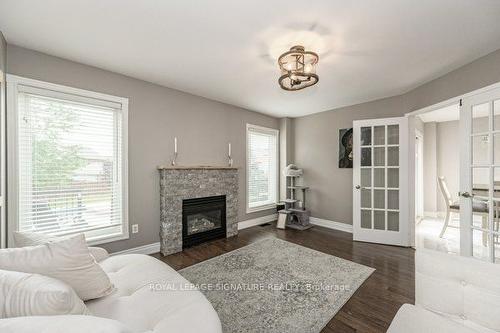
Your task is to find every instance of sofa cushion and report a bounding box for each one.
[387,304,479,333]
[0,269,89,318]
[416,249,500,332]
[0,315,133,333]
[0,234,113,301]
[86,254,222,333]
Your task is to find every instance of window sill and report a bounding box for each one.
[86,232,129,246]
[246,204,276,214]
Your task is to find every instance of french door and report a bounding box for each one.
[460,87,500,263]
[353,117,410,246]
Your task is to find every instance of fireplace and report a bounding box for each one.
[182,195,227,248]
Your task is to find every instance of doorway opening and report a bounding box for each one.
[414,103,463,254]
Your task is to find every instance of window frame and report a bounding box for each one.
[246,123,279,213]
[6,75,129,246]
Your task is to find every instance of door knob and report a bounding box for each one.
[460,191,473,198]
[355,185,361,189]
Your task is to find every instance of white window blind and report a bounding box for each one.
[15,84,127,242]
[246,124,278,212]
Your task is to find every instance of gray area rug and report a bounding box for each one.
[179,238,374,333]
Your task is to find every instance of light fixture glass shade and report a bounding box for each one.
[278,45,319,91]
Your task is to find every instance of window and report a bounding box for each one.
[246,124,278,212]
[7,76,128,245]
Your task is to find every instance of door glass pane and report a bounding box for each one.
[374,126,385,145]
[472,102,489,134]
[472,167,489,198]
[387,125,399,144]
[361,189,371,208]
[473,135,489,165]
[387,147,399,166]
[472,229,489,262]
[471,208,489,229]
[388,211,399,231]
[387,168,399,188]
[361,127,372,146]
[494,168,500,200]
[495,133,500,165]
[374,189,385,209]
[374,168,385,187]
[361,168,371,187]
[388,190,399,209]
[374,147,385,166]
[361,210,372,229]
[494,100,500,131]
[361,148,372,166]
[374,211,385,230]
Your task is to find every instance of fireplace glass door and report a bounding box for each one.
[186,210,222,235]
[182,195,226,248]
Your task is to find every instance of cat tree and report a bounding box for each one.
[277,165,312,230]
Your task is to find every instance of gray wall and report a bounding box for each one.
[436,121,460,212]
[423,122,437,213]
[294,95,407,224]
[6,45,279,253]
[294,48,500,226]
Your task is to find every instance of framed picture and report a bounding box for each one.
[339,128,353,168]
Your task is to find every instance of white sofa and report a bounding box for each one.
[388,249,500,333]
[86,253,222,333]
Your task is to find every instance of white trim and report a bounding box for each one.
[7,75,128,107]
[0,69,5,248]
[245,123,279,214]
[309,217,353,233]
[238,213,278,230]
[6,74,129,247]
[246,204,276,214]
[111,242,161,256]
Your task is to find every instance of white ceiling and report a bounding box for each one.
[1,0,500,118]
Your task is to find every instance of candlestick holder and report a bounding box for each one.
[228,155,233,167]
[171,152,178,166]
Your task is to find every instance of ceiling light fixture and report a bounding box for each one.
[278,45,319,91]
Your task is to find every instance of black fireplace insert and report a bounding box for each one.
[182,195,226,248]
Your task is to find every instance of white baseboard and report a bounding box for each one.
[309,217,353,233]
[111,242,160,256]
[238,213,278,230]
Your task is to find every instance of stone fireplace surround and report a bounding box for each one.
[158,166,238,255]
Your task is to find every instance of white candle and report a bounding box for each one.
[174,137,178,154]
[228,143,231,156]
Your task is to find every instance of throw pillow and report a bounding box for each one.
[0,234,114,301]
[12,231,110,262]
[0,269,89,318]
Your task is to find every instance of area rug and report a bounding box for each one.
[179,238,374,333]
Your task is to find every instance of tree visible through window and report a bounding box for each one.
[13,80,127,243]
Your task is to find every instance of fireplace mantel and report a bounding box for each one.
[158,167,239,255]
[157,165,238,170]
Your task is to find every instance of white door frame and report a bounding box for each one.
[353,116,410,246]
[405,80,500,254]
[415,129,424,220]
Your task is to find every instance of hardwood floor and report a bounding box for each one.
[152,223,415,333]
